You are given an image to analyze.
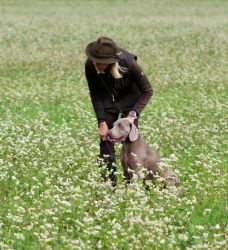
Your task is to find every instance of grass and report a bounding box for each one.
[0,0,227,249]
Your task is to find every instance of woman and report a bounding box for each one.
[85,37,153,186]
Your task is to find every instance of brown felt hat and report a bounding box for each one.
[86,37,122,64]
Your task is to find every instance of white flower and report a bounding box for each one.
[43,139,49,145]
[178,234,188,241]
[14,233,25,240]
[195,225,204,230]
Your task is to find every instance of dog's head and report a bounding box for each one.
[108,118,139,143]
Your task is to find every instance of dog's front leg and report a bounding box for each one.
[121,146,133,185]
[123,168,133,185]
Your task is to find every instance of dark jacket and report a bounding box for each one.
[85,49,153,123]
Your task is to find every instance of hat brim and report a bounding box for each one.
[86,42,120,64]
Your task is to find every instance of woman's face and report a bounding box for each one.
[92,61,110,72]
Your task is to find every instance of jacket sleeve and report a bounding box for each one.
[85,60,106,123]
[130,59,153,114]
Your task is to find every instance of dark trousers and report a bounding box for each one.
[98,112,139,186]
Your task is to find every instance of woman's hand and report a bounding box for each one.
[98,121,109,141]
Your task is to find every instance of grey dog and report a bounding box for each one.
[107,118,178,187]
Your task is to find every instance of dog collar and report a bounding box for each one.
[122,137,131,144]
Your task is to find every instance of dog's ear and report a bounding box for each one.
[129,123,139,141]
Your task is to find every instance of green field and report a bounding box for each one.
[0,0,227,249]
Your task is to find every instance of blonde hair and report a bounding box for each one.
[110,62,127,79]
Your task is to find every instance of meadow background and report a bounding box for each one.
[0,0,227,249]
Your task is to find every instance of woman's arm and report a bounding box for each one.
[130,59,153,114]
[85,60,106,124]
